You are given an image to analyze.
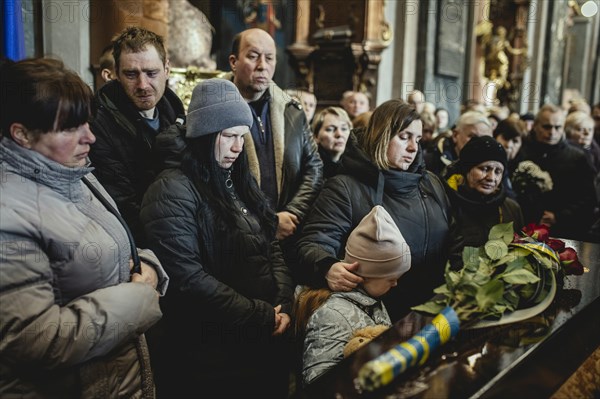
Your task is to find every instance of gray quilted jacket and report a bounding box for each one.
[0,138,167,398]
[302,290,391,385]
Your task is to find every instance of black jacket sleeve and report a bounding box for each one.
[140,173,276,332]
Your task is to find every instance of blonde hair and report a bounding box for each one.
[311,107,352,137]
[565,111,594,137]
[358,99,420,170]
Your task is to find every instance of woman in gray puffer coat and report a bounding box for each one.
[0,59,167,398]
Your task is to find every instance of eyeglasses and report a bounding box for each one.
[541,124,562,130]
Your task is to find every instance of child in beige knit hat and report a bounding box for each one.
[297,206,412,385]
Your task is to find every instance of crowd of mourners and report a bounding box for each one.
[1,26,599,398]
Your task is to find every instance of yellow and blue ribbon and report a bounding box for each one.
[358,306,460,391]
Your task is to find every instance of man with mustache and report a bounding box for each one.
[90,26,184,247]
[227,28,323,253]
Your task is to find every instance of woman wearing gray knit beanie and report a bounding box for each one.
[140,78,293,398]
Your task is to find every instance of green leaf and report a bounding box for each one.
[503,289,520,310]
[501,268,540,285]
[445,270,461,290]
[485,240,508,260]
[412,301,446,315]
[433,285,450,295]
[489,222,514,245]
[475,279,504,311]
[462,246,481,271]
[503,256,530,274]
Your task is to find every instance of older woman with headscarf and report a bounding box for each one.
[444,135,524,247]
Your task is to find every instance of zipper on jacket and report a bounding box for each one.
[419,187,430,258]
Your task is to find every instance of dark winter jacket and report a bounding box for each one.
[296,138,464,321]
[444,176,524,247]
[424,133,457,176]
[139,129,294,395]
[519,137,597,240]
[89,80,185,246]
[224,73,323,220]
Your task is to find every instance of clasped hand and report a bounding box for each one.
[130,259,159,290]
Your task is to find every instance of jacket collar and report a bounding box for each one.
[0,137,92,200]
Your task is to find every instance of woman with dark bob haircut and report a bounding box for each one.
[296,99,463,321]
[0,58,167,397]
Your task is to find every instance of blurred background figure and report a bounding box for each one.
[352,110,373,130]
[567,98,591,115]
[435,108,451,135]
[98,43,115,88]
[565,111,600,174]
[420,110,437,151]
[341,90,370,122]
[312,106,352,178]
[520,112,535,132]
[407,89,425,114]
[285,88,317,123]
[494,117,526,177]
[593,103,600,146]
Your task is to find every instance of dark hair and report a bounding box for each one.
[0,58,93,136]
[358,100,421,169]
[112,26,166,72]
[99,44,115,71]
[181,133,277,240]
[493,118,526,140]
[231,32,242,57]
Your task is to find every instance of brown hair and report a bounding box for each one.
[311,107,352,137]
[112,26,167,72]
[358,99,421,170]
[534,104,564,124]
[0,58,93,136]
[293,287,332,339]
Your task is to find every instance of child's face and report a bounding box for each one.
[362,276,399,298]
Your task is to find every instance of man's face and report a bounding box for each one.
[533,111,565,145]
[117,45,169,112]
[453,122,492,153]
[229,29,276,100]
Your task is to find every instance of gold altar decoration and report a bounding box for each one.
[169,67,227,111]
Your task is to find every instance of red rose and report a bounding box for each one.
[522,223,550,243]
[559,248,584,275]
[546,238,566,252]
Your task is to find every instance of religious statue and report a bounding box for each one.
[476,21,526,93]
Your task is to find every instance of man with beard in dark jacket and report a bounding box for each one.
[519,104,597,241]
[90,26,185,246]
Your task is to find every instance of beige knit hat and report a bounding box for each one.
[344,206,411,279]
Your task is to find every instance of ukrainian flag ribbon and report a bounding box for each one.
[358,306,460,391]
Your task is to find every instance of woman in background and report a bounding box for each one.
[312,106,352,178]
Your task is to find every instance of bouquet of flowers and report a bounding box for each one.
[357,222,585,391]
[512,161,553,196]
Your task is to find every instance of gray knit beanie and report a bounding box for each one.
[344,206,411,279]
[186,78,253,138]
